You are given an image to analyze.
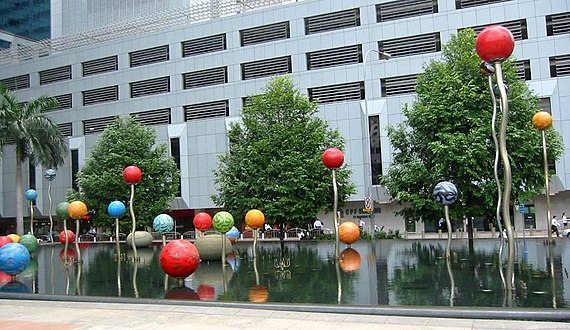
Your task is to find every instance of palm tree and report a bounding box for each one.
[0,84,68,235]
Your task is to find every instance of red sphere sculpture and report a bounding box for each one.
[123,165,142,184]
[322,147,345,169]
[160,239,200,279]
[475,25,515,63]
[0,236,13,248]
[193,212,213,231]
[58,230,76,244]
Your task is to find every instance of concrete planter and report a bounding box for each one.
[126,231,153,248]
[194,234,232,261]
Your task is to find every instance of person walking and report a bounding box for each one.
[552,215,561,237]
[562,212,568,229]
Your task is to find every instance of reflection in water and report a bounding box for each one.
[6,240,569,309]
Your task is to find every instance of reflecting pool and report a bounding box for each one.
[3,238,569,308]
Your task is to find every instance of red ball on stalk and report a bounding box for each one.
[322,148,345,169]
[123,165,142,184]
[475,25,515,63]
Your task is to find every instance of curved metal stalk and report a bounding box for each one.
[75,220,82,263]
[542,130,553,242]
[494,63,515,293]
[332,169,339,257]
[29,201,34,235]
[129,184,138,260]
[48,181,54,244]
[444,205,452,260]
[488,76,504,241]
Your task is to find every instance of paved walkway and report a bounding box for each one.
[0,299,569,330]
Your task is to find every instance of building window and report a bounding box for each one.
[82,85,119,106]
[39,65,72,85]
[549,54,570,77]
[240,21,290,47]
[308,82,364,104]
[381,74,419,96]
[182,34,226,57]
[0,74,30,90]
[546,12,570,36]
[462,19,528,40]
[28,161,36,190]
[306,45,362,70]
[369,115,382,185]
[130,76,170,98]
[71,149,79,191]
[376,0,438,22]
[240,56,292,80]
[304,8,360,35]
[184,100,229,121]
[129,45,169,67]
[170,138,181,197]
[455,0,512,9]
[378,32,441,58]
[514,60,531,80]
[182,66,227,89]
[82,55,118,76]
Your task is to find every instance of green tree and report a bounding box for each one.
[381,29,563,225]
[0,84,68,235]
[76,116,179,232]
[212,76,356,229]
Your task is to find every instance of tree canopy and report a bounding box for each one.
[212,76,356,229]
[0,84,68,235]
[381,29,563,224]
[76,116,179,232]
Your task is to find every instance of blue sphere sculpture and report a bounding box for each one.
[153,214,174,234]
[226,226,239,238]
[25,189,37,201]
[44,169,56,181]
[433,181,458,205]
[107,201,126,218]
[0,243,31,275]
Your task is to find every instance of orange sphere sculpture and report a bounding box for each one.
[68,201,88,220]
[6,234,19,243]
[532,111,552,130]
[245,209,265,230]
[339,222,360,245]
[248,285,269,303]
[339,248,361,272]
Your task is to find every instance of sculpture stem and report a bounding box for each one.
[332,169,339,257]
[542,130,552,242]
[444,205,452,261]
[75,220,81,263]
[488,75,504,240]
[48,181,54,244]
[129,184,138,261]
[30,201,34,235]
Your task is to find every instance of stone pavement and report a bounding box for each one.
[0,299,569,330]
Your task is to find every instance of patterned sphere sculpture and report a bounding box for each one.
[532,111,553,131]
[43,169,56,181]
[56,202,70,219]
[58,230,76,244]
[0,237,13,248]
[153,214,174,234]
[25,189,37,201]
[107,201,126,218]
[322,147,345,169]
[6,234,19,243]
[245,209,265,230]
[0,243,31,275]
[19,234,39,254]
[432,181,458,205]
[123,165,142,184]
[475,25,515,63]
[339,222,360,245]
[159,239,200,278]
[68,201,87,220]
[193,212,212,231]
[212,211,234,234]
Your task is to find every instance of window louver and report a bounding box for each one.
[307,45,362,70]
[308,81,364,104]
[241,56,291,80]
[82,56,118,76]
[549,54,570,77]
[132,108,171,126]
[182,34,226,57]
[463,19,527,40]
[381,74,419,96]
[53,94,72,110]
[130,76,170,98]
[82,85,119,106]
[514,60,531,80]
[455,0,512,9]
[546,12,570,36]
[240,21,290,46]
[83,116,117,134]
[378,32,441,58]
[129,45,169,67]
[376,0,438,22]
[0,74,30,90]
[184,100,229,121]
[304,8,360,35]
[39,65,72,85]
[183,67,227,89]
[57,122,72,137]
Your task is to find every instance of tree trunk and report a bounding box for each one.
[15,153,24,236]
[467,216,474,253]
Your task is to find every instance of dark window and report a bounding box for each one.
[546,12,570,36]
[376,0,438,22]
[381,74,419,96]
[28,161,36,190]
[82,56,118,76]
[369,115,382,185]
[241,56,292,80]
[39,65,72,85]
[308,81,364,104]
[82,86,119,105]
[462,19,528,40]
[71,149,79,191]
[0,74,30,90]
[304,8,360,35]
[130,77,170,98]
[514,60,531,80]
[182,34,226,57]
[455,0,512,9]
[240,21,290,46]
[170,138,181,197]
[182,67,227,89]
[184,100,229,121]
[129,45,169,67]
[549,54,570,77]
[306,45,362,70]
[378,32,441,58]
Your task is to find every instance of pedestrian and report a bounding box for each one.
[358,219,365,231]
[552,215,561,237]
[562,212,568,229]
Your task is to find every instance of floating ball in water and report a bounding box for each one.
[339,222,360,245]
[19,234,39,254]
[193,212,212,231]
[153,214,174,234]
[160,239,200,279]
[432,181,458,205]
[58,230,76,244]
[212,211,234,234]
[0,243,31,275]
[25,189,37,201]
[107,201,126,218]
[0,236,13,248]
[245,209,265,230]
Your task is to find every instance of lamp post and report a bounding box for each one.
[362,49,391,233]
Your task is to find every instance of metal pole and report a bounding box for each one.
[444,205,452,260]
[48,181,54,244]
[129,184,138,260]
[542,130,552,242]
[488,75,504,239]
[332,169,339,257]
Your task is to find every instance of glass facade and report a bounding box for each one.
[0,0,50,47]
